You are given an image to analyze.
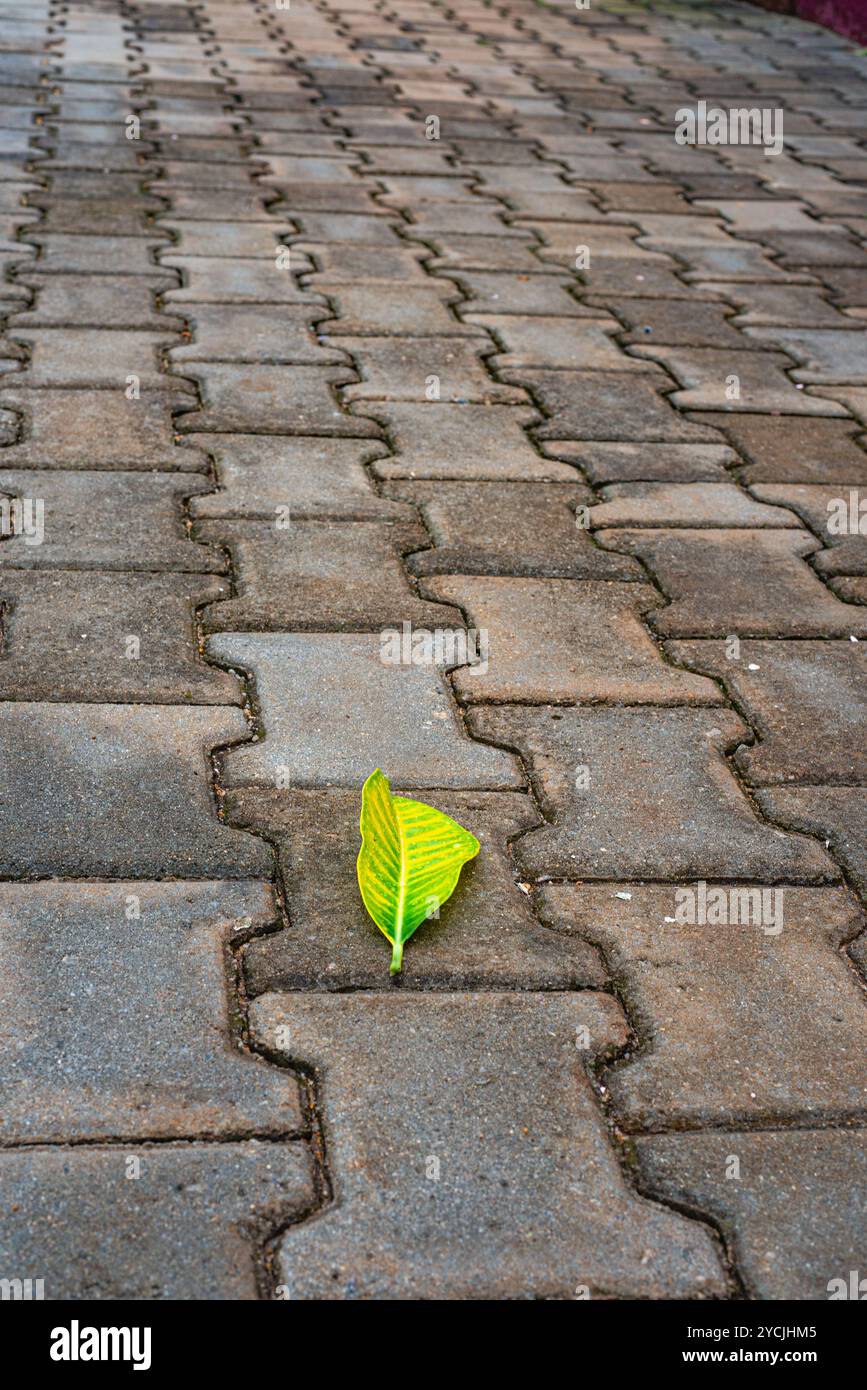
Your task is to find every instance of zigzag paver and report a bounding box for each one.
[0,0,864,1307]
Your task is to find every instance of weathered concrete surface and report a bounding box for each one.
[2,0,865,1304]
[251,992,727,1300]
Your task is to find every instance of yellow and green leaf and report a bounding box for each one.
[356,769,480,975]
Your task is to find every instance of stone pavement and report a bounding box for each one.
[0,0,864,1302]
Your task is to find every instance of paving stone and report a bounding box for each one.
[161,256,323,306]
[316,282,476,337]
[270,182,387,215]
[757,787,867,900]
[234,789,604,993]
[596,529,867,637]
[403,202,527,238]
[816,265,867,308]
[630,345,848,415]
[509,370,722,443]
[287,211,404,244]
[361,402,576,481]
[588,482,796,528]
[0,701,270,878]
[692,413,867,485]
[197,518,460,632]
[0,571,238,702]
[635,1130,867,1300]
[600,296,749,349]
[467,705,836,883]
[332,334,525,403]
[549,441,739,484]
[744,327,867,385]
[832,576,867,605]
[0,387,205,470]
[467,314,650,372]
[383,479,642,579]
[174,364,378,436]
[5,327,187,392]
[27,233,173,275]
[444,269,588,318]
[251,991,726,1300]
[0,879,303,1142]
[9,273,183,330]
[186,435,403,521]
[424,576,720,705]
[27,194,165,236]
[168,304,346,365]
[157,219,295,258]
[0,470,222,572]
[420,232,562,274]
[699,282,858,329]
[667,640,867,785]
[153,187,275,221]
[300,242,431,283]
[0,1140,314,1300]
[208,633,522,791]
[750,483,867,576]
[539,883,867,1128]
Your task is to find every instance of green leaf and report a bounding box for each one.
[357,769,480,975]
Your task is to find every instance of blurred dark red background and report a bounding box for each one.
[744,0,867,43]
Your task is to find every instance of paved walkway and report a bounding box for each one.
[0,0,865,1300]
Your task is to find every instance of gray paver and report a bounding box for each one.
[635,1131,867,1301]
[197,518,461,631]
[0,1141,314,1300]
[251,992,726,1300]
[0,571,238,701]
[235,789,604,992]
[539,883,867,1127]
[0,702,270,878]
[0,880,303,1142]
[208,632,522,790]
[468,705,836,883]
[424,576,720,704]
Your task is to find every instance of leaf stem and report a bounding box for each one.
[389,939,403,975]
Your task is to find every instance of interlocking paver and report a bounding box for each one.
[360,402,576,481]
[513,369,722,442]
[757,787,867,900]
[0,571,238,702]
[174,363,378,435]
[635,1131,867,1300]
[161,256,322,306]
[0,470,222,571]
[208,633,522,790]
[588,482,797,528]
[0,702,270,877]
[539,883,867,1127]
[9,273,184,331]
[235,789,604,993]
[668,640,867,785]
[0,880,303,1141]
[0,1141,314,1300]
[186,434,399,520]
[693,413,867,485]
[552,440,739,484]
[596,528,867,637]
[5,328,189,392]
[424,576,720,705]
[384,479,642,578]
[0,387,207,469]
[467,705,836,883]
[168,304,346,365]
[333,334,526,403]
[250,992,726,1299]
[197,518,461,632]
[750,483,867,576]
[630,345,849,415]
